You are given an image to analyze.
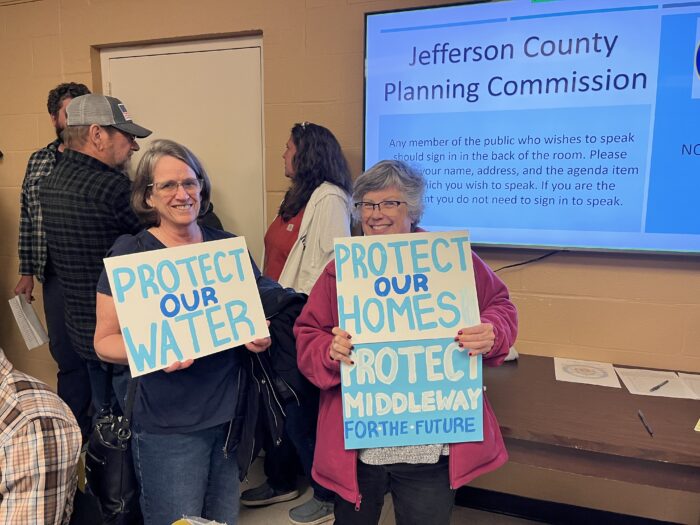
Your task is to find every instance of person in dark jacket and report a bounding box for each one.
[242,122,346,525]
[234,279,309,482]
[237,276,330,525]
[94,139,271,525]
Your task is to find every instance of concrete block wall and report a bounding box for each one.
[480,247,700,372]
[1,0,698,381]
[0,2,698,519]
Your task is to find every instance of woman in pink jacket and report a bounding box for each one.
[294,160,518,525]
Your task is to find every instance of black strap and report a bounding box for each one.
[117,231,144,434]
[101,364,114,412]
[121,378,138,435]
[101,364,138,431]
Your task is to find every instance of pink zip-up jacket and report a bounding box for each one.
[295,252,518,507]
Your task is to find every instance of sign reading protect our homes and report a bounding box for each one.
[104,237,269,378]
[334,230,483,449]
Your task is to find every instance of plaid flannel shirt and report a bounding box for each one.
[17,140,61,282]
[0,349,82,525]
[40,149,141,359]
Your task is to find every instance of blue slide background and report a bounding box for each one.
[645,13,700,235]
[379,105,650,233]
[365,0,700,252]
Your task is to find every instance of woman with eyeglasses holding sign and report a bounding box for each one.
[240,122,352,525]
[94,139,271,525]
[295,160,518,525]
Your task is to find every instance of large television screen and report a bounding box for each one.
[364,0,700,254]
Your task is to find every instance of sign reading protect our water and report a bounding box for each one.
[104,237,269,378]
[334,231,483,448]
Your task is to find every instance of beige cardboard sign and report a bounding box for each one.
[104,236,268,377]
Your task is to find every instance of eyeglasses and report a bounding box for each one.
[354,200,407,213]
[147,178,202,196]
[297,121,311,131]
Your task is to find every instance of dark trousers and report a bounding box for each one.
[334,457,455,525]
[265,393,334,502]
[42,271,92,438]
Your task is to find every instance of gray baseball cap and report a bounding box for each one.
[67,94,152,138]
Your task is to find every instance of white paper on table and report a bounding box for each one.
[678,373,700,400]
[614,367,696,399]
[554,358,621,388]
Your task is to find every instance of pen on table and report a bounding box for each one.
[637,409,654,437]
[649,379,669,392]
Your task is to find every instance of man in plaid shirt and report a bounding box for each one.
[40,94,151,415]
[15,83,92,439]
[0,347,82,525]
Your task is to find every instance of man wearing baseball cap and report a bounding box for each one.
[40,94,152,416]
[14,83,92,441]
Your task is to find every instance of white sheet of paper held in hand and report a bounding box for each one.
[104,236,269,377]
[8,295,49,350]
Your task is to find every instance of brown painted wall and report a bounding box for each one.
[0,0,698,521]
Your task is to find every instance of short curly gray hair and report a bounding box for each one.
[352,160,425,226]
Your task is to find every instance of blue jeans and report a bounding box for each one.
[132,422,239,525]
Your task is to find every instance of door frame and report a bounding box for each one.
[96,34,267,260]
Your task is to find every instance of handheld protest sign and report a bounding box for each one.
[334,230,483,448]
[104,236,268,377]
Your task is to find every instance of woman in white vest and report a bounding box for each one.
[241,121,352,525]
[263,121,352,294]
